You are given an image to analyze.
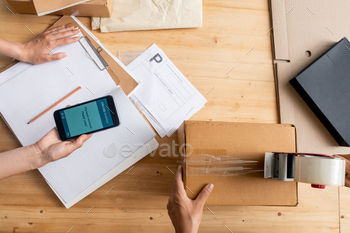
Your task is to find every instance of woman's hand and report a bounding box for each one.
[0,25,80,65]
[167,166,214,233]
[20,25,81,64]
[34,128,92,167]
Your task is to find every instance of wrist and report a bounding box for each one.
[0,38,28,62]
[15,42,29,63]
[30,143,46,168]
[7,41,28,62]
[174,221,199,233]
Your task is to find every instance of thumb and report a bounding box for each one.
[195,184,214,206]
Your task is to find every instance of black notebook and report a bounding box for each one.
[290,37,350,147]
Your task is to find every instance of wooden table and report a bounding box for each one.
[1,0,349,232]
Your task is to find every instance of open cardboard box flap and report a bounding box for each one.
[32,0,90,16]
[269,0,350,154]
[6,0,113,17]
[178,121,298,206]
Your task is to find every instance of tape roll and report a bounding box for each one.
[295,156,345,186]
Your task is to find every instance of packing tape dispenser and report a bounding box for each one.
[264,152,346,189]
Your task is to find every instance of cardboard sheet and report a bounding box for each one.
[270,0,350,154]
[92,0,202,32]
[178,121,298,206]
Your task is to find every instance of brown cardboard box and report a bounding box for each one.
[6,0,113,17]
[177,121,298,206]
[269,0,350,155]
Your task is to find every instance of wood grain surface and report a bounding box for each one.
[0,0,346,232]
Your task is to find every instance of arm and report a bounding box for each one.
[0,128,91,180]
[167,166,214,233]
[0,25,80,64]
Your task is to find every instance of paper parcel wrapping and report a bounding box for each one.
[92,0,202,32]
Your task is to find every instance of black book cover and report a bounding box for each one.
[290,37,350,146]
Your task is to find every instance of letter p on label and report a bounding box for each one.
[149,53,163,63]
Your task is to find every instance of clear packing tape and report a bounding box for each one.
[295,156,345,186]
[186,154,264,176]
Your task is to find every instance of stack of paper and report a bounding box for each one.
[127,44,207,138]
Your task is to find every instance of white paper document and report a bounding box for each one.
[127,44,207,137]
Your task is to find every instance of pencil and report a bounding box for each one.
[27,86,82,124]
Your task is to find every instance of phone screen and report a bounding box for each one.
[58,98,114,139]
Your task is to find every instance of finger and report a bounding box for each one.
[50,26,75,35]
[344,160,350,174]
[51,28,80,40]
[346,178,350,188]
[170,166,186,196]
[334,155,350,173]
[54,36,81,48]
[174,165,184,187]
[194,184,214,206]
[43,52,67,62]
[44,25,65,34]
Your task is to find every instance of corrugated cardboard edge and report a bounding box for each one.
[292,124,299,207]
[178,120,299,207]
[269,0,289,61]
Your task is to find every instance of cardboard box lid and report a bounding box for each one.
[182,121,297,206]
[269,0,350,155]
[6,0,112,17]
[32,0,91,16]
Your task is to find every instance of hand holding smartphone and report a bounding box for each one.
[54,95,120,141]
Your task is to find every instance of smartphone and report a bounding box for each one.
[54,95,120,141]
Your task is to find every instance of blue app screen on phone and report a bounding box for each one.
[59,98,113,138]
